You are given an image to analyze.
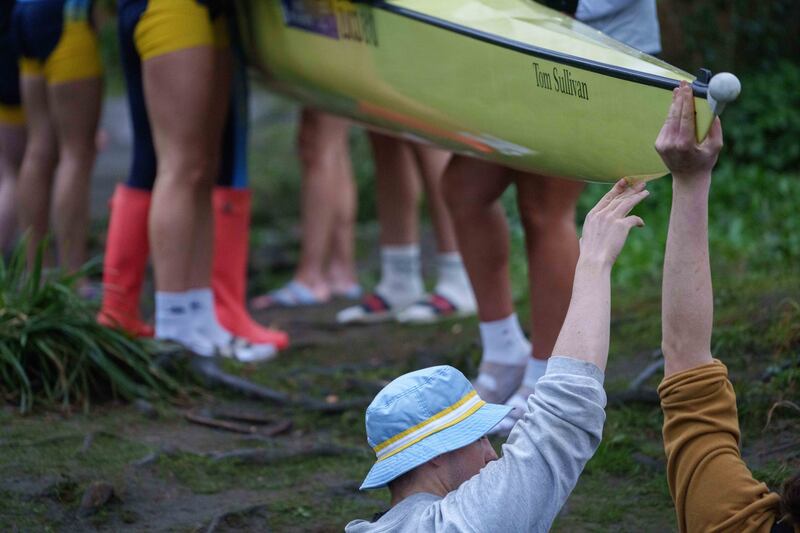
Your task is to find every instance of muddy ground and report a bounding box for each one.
[2,92,798,532]
[3,278,798,532]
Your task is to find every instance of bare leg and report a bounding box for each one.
[188,46,231,289]
[411,143,457,253]
[325,130,359,295]
[442,155,512,321]
[145,46,216,292]
[443,156,527,405]
[16,75,57,267]
[335,133,421,323]
[514,173,583,361]
[48,77,102,272]
[293,110,351,298]
[0,124,26,253]
[369,132,419,246]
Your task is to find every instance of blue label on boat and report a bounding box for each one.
[280,0,378,46]
[280,0,340,39]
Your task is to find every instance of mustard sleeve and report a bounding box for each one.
[658,360,783,533]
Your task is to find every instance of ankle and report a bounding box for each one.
[293,276,330,300]
[479,314,531,365]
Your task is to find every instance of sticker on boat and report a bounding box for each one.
[280,0,378,46]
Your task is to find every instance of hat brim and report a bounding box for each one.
[360,402,512,490]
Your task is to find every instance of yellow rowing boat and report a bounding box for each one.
[238,0,716,182]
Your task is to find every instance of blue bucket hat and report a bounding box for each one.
[360,365,512,490]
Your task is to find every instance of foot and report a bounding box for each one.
[472,361,527,404]
[396,292,477,324]
[155,327,216,358]
[330,282,363,301]
[336,291,408,324]
[250,280,328,310]
[218,336,277,363]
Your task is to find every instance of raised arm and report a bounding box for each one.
[427,180,649,532]
[656,81,723,377]
[550,178,649,372]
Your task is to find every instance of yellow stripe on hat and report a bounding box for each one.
[376,398,486,462]
[373,390,478,454]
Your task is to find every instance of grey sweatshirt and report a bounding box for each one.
[345,356,607,533]
[576,0,662,55]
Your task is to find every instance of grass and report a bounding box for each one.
[0,262,796,530]
[0,240,183,414]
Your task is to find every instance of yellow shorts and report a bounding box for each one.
[19,21,103,84]
[0,104,25,126]
[134,0,229,62]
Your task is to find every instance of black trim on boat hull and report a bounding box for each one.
[370,1,709,98]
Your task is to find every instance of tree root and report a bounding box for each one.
[189,358,371,413]
[184,410,292,437]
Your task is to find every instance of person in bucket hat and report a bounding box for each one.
[347,176,651,532]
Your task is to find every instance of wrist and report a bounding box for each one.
[576,255,614,276]
[672,177,711,203]
[671,171,712,190]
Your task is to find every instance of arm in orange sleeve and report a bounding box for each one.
[659,360,783,533]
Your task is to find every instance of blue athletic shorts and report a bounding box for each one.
[13,0,102,84]
[0,12,23,125]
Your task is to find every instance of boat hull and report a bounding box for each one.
[238,0,714,182]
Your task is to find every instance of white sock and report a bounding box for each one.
[375,244,424,308]
[186,288,233,348]
[155,291,214,357]
[524,358,549,388]
[479,313,531,365]
[433,252,476,309]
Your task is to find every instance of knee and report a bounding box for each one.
[297,132,341,173]
[59,143,96,168]
[517,183,579,235]
[519,204,577,236]
[24,138,58,168]
[160,152,214,189]
[443,182,493,223]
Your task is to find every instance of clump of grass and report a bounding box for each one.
[0,241,182,413]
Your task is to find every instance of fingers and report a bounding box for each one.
[610,187,649,218]
[701,116,724,153]
[591,178,628,213]
[623,215,645,228]
[660,86,681,139]
[595,180,646,215]
[655,87,680,152]
[672,82,687,140]
[677,81,696,143]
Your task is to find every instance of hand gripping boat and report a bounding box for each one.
[237,0,738,182]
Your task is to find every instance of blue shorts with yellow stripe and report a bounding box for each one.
[12,0,102,84]
[118,0,248,190]
[0,17,24,125]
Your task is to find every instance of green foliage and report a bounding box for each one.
[0,241,182,413]
[722,62,800,173]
